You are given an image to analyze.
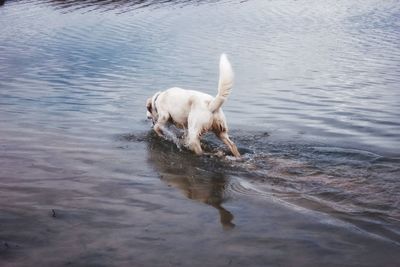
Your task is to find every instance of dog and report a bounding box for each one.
[146,54,240,158]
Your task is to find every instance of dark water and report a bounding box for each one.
[1,0,400,266]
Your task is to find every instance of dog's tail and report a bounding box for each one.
[208,53,234,113]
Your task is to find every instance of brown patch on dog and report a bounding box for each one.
[199,126,208,137]
[188,96,196,108]
[211,120,226,135]
[146,98,152,112]
[167,114,174,124]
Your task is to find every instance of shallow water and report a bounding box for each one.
[1,0,400,266]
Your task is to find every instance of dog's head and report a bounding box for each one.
[146,92,161,124]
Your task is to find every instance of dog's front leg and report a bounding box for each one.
[153,123,164,137]
[188,140,203,155]
[185,131,203,155]
[153,114,169,137]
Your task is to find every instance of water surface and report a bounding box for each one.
[1,0,400,266]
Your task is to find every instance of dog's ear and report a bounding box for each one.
[146,98,152,112]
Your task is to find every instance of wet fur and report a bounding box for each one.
[146,54,240,157]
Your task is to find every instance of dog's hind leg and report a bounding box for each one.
[218,131,240,158]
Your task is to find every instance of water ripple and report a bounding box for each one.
[1,0,400,264]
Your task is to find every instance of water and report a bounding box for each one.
[1,0,400,266]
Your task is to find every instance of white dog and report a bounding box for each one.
[146,54,240,157]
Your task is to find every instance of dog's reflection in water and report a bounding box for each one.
[146,133,235,229]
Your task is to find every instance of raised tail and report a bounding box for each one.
[208,53,234,113]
